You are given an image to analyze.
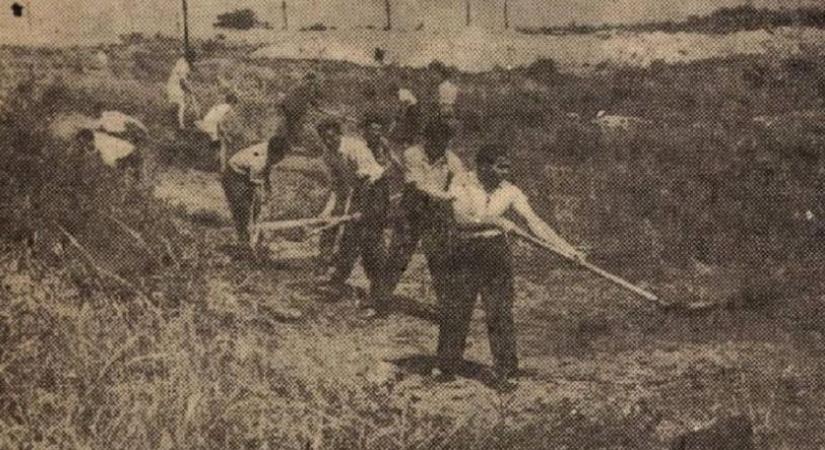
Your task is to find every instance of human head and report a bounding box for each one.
[266,135,289,168]
[361,112,386,149]
[422,119,453,159]
[225,93,239,105]
[316,119,342,152]
[476,144,511,189]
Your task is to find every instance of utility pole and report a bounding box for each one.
[384,0,392,30]
[465,0,471,27]
[503,0,510,29]
[281,0,289,30]
[181,0,190,56]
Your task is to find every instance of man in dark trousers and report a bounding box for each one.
[222,136,288,250]
[316,114,393,318]
[377,120,467,311]
[435,144,582,390]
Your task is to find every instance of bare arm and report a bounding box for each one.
[511,192,584,259]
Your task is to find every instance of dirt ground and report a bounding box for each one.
[4,39,825,449]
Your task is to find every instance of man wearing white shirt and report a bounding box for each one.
[433,144,582,389]
[222,136,289,248]
[167,55,193,129]
[196,93,239,171]
[316,114,392,315]
[437,70,459,118]
[377,120,466,313]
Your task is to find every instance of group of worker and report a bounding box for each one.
[169,54,583,390]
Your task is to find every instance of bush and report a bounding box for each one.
[214,9,260,30]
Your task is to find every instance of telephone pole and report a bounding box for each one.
[503,0,510,29]
[384,0,392,30]
[465,0,471,27]
[181,0,190,56]
[281,0,289,30]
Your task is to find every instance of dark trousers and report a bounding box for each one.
[222,170,261,245]
[437,235,518,377]
[380,185,452,306]
[329,177,390,304]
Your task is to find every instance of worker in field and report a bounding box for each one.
[392,86,421,147]
[89,104,149,181]
[315,114,392,318]
[437,67,459,119]
[433,144,582,390]
[222,136,289,250]
[279,72,322,153]
[196,93,240,171]
[167,52,195,129]
[377,119,466,312]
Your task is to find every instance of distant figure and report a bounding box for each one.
[222,136,289,249]
[437,69,459,119]
[393,87,421,146]
[374,47,386,66]
[196,93,240,171]
[280,72,321,152]
[167,55,194,129]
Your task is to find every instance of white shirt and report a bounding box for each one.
[93,132,136,167]
[196,103,233,141]
[403,145,466,197]
[438,80,458,107]
[450,172,530,225]
[97,111,147,134]
[229,142,268,183]
[338,135,385,184]
[398,88,417,105]
[166,58,190,103]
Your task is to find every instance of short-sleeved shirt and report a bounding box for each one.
[196,103,233,141]
[449,172,530,233]
[403,145,466,195]
[229,142,268,183]
[166,58,190,103]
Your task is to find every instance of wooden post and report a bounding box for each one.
[503,0,509,29]
[465,0,471,27]
[181,0,190,56]
[281,0,289,30]
[384,0,392,30]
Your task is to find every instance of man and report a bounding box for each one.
[378,120,466,311]
[437,68,459,119]
[222,136,289,249]
[316,114,392,317]
[434,144,583,390]
[392,86,421,147]
[92,107,148,180]
[196,93,240,171]
[167,53,194,129]
[280,72,322,152]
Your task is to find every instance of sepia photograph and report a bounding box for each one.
[2,0,825,448]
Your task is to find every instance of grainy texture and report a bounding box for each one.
[2,3,825,449]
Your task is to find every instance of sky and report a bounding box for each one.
[1,0,823,44]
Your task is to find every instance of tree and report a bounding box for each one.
[466,0,471,26]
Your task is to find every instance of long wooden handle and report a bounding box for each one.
[255,213,362,232]
[511,227,660,303]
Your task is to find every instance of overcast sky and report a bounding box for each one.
[2,0,823,43]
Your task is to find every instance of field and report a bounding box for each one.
[3,36,825,449]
